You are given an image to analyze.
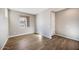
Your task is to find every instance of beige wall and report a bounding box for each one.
[55,8,79,41]
[9,10,36,37]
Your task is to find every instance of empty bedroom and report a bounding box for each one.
[0,8,79,50]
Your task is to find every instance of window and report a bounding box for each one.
[26,16,30,27]
[19,16,30,27]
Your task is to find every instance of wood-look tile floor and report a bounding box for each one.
[3,34,79,50]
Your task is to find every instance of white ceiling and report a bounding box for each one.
[9,8,66,15]
[49,8,66,12]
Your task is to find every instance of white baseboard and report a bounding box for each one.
[9,33,34,38]
[1,36,9,50]
[42,35,51,39]
[36,32,51,39]
[55,33,79,41]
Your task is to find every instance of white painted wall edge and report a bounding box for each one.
[55,33,79,41]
